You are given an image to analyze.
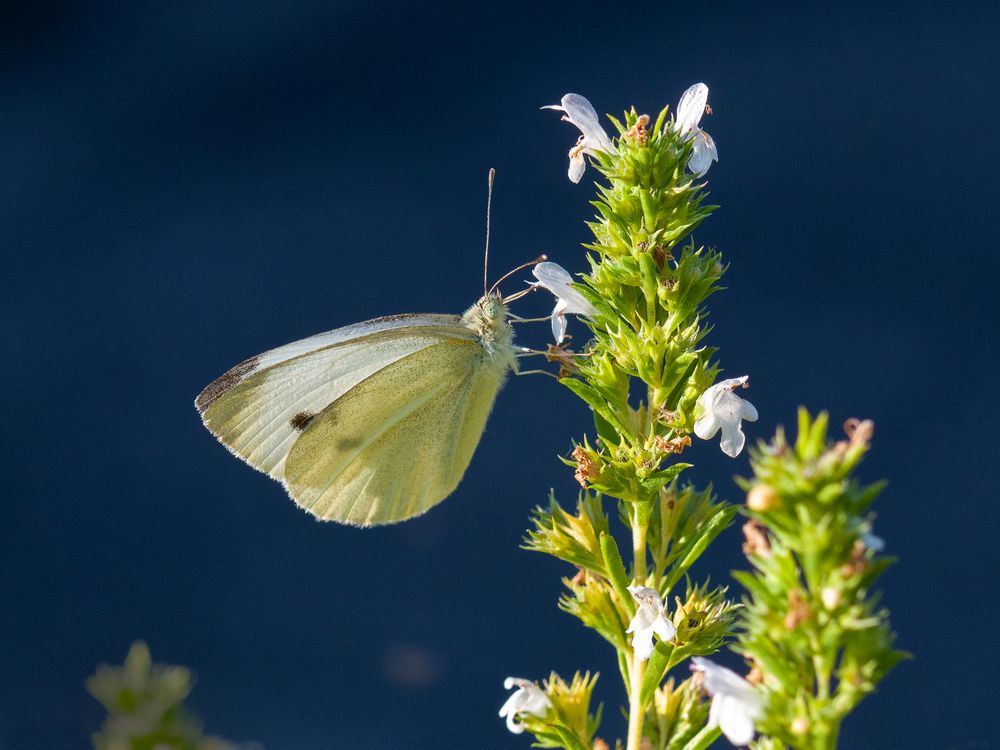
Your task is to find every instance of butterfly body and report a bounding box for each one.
[196,294,517,526]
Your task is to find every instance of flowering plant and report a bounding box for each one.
[500,86,903,750]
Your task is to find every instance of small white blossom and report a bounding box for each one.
[691,657,764,746]
[693,376,758,458]
[675,83,718,177]
[498,676,550,734]
[542,94,614,183]
[531,261,598,343]
[861,530,885,552]
[626,585,677,661]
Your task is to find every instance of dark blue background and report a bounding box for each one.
[3,1,997,748]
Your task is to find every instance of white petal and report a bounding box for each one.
[551,309,568,343]
[740,399,758,423]
[694,413,721,440]
[568,153,586,183]
[691,658,751,697]
[708,691,723,729]
[652,614,677,642]
[505,711,525,734]
[626,606,655,634]
[687,130,718,177]
[533,261,575,292]
[559,94,602,134]
[498,692,519,718]
[627,585,664,610]
[716,695,756,746]
[532,262,597,316]
[676,83,709,135]
[559,94,613,153]
[522,689,551,717]
[503,676,521,690]
[718,422,747,458]
[715,376,749,390]
[631,624,655,660]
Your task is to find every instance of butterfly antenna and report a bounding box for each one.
[489,254,548,298]
[483,168,496,297]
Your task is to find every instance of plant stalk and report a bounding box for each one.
[625,504,648,750]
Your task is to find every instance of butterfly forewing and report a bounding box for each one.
[282,337,506,526]
[196,315,472,479]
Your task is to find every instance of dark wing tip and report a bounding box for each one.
[195,355,261,413]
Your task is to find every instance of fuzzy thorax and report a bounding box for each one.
[464,294,518,375]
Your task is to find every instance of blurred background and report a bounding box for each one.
[2,1,998,747]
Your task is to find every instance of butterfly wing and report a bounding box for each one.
[282,337,507,526]
[195,314,470,479]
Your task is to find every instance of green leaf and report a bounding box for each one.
[592,409,620,446]
[560,378,628,437]
[573,281,627,328]
[652,104,670,139]
[600,532,635,616]
[639,640,674,708]
[639,463,691,495]
[548,723,591,750]
[663,503,739,591]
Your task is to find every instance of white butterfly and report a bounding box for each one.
[195,295,518,527]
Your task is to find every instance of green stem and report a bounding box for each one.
[811,724,839,750]
[626,504,648,750]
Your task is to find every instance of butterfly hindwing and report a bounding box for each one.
[282,337,506,526]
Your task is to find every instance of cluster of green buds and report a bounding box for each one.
[87,641,248,750]
[502,85,758,750]
[732,411,905,749]
[499,87,901,750]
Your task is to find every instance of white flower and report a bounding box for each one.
[542,94,614,183]
[498,676,551,734]
[861,530,885,552]
[693,376,758,458]
[531,261,598,343]
[691,657,764,746]
[626,585,677,661]
[675,83,719,177]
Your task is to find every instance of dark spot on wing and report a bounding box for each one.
[195,355,261,413]
[336,437,361,450]
[290,411,315,431]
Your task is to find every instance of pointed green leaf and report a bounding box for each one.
[600,531,635,617]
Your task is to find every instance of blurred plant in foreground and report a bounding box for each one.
[87,641,255,750]
[732,412,907,749]
[498,87,901,749]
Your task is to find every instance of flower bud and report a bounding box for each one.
[821,587,841,610]
[791,717,810,735]
[747,484,779,512]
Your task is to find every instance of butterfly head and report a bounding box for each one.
[466,292,509,334]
